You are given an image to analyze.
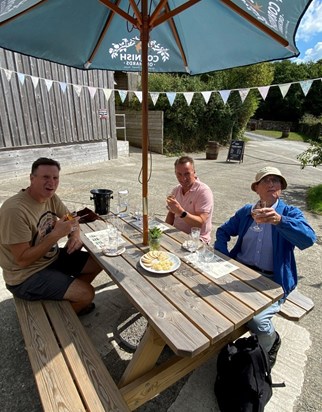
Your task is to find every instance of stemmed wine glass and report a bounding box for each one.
[251,200,266,232]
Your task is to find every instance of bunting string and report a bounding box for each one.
[1,66,321,107]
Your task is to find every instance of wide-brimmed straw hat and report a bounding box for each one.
[251,166,287,191]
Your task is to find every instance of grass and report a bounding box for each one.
[250,129,309,142]
[307,184,322,214]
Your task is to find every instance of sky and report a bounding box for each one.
[294,0,322,63]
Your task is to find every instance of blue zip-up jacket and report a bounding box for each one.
[215,199,316,297]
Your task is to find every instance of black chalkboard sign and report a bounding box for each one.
[226,140,245,163]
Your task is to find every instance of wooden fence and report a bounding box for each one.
[117,110,164,154]
[0,49,118,177]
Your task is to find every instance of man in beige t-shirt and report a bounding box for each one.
[0,157,101,315]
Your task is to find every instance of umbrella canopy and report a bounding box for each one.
[0,0,313,73]
[0,0,313,243]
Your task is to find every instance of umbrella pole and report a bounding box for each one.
[141,0,149,245]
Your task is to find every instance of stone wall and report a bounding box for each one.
[249,119,294,131]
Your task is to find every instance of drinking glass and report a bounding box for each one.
[190,227,201,247]
[166,190,175,210]
[134,205,143,223]
[66,202,78,231]
[117,189,129,217]
[104,226,119,255]
[251,201,266,232]
[203,246,214,269]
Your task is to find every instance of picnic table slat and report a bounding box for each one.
[14,299,86,412]
[44,301,130,412]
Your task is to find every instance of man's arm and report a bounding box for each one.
[9,218,76,268]
[166,197,209,228]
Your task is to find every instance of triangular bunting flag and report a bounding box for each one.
[73,84,82,96]
[134,91,142,103]
[183,92,194,106]
[150,92,160,106]
[4,69,13,81]
[88,86,97,99]
[18,73,25,85]
[103,88,112,101]
[258,86,270,101]
[239,88,250,103]
[278,83,291,98]
[45,79,53,92]
[201,91,212,104]
[31,76,39,89]
[166,92,176,106]
[59,82,67,93]
[299,80,313,96]
[118,90,128,103]
[219,90,231,104]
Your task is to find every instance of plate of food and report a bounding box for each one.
[140,251,181,274]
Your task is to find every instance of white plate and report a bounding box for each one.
[102,247,126,257]
[140,252,181,274]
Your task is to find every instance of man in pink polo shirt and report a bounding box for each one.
[165,156,213,243]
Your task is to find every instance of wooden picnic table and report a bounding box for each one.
[80,216,283,411]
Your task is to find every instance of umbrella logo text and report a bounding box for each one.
[109,36,170,69]
[240,0,289,36]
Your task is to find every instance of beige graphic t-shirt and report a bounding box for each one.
[0,190,67,285]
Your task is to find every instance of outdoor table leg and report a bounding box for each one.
[119,325,166,387]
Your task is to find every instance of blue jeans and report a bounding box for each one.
[247,300,282,352]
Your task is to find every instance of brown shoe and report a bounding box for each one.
[268,331,281,368]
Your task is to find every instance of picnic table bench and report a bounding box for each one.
[14,297,130,412]
[279,289,314,320]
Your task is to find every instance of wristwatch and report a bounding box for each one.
[180,211,187,218]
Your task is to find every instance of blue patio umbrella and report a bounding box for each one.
[0,0,313,243]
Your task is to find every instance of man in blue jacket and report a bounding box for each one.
[215,166,316,367]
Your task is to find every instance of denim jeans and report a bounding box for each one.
[247,300,281,352]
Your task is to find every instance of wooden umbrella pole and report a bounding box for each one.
[141,0,149,245]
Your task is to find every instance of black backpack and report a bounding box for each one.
[214,335,272,412]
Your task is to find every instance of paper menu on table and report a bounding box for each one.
[84,229,126,250]
[131,219,169,232]
[184,252,239,279]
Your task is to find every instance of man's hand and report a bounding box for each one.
[166,196,184,216]
[53,216,79,237]
[255,207,281,225]
[65,234,83,254]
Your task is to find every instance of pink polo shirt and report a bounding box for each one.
[172,179,213,243]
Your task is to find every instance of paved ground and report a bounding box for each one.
[0,135,321,411]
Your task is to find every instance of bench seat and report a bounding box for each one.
[279,289,314,321]
[14,297,130,412]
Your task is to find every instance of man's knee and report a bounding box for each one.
[64,279,95,303]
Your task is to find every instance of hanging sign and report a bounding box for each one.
[226,140,245,163]
[99,109,108,119]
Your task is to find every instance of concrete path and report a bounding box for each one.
[0,137,321,411]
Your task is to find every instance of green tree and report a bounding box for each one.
[255,60,322,122]
[143,63,273,153]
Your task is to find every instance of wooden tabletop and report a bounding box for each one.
[80,216,283,410]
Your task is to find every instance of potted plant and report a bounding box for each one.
[148,226,163,251]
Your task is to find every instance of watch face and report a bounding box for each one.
[181,211,187,218]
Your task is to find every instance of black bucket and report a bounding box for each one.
[90,189,113,215]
